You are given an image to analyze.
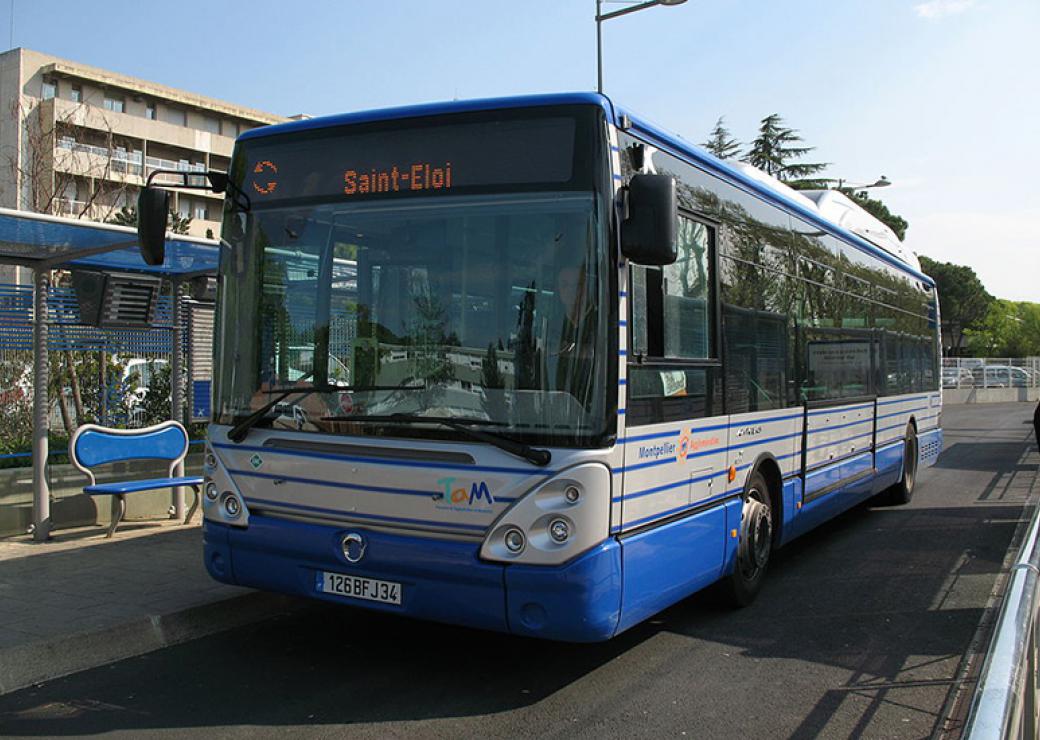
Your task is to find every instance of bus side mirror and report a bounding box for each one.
[621,174,678,266]
[137,187,169,266]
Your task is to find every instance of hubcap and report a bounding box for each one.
[739,491,772,577]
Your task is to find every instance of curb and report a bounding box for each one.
[0,592,303,696]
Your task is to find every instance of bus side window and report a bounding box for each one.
[627,216,720,426]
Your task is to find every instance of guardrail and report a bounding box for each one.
[963,503,1040,739]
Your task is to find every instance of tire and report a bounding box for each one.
[887,423,918,506]
[724,470,774,607]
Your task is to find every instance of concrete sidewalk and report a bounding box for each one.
[0,521,300,695]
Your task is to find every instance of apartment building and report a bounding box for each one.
[0,47,289,281]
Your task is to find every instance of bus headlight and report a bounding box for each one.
[480,463,610,566]
[548,518,571,544]
[221,492,242,519]
[504,528,526,553]
[201,444,250,527]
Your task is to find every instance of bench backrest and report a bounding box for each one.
[70,421,191,485]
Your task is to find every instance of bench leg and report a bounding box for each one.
[184,486,200,525]
[107,494,126,538]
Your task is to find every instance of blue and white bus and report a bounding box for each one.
[190,93,942,641]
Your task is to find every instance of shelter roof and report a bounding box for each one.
[0,207,219,277]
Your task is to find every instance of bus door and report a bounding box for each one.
[620,217,727,553]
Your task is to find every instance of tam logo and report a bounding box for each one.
[677,433,691,463]
[435,477,495,512]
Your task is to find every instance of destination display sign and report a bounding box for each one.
[236,114,583,205]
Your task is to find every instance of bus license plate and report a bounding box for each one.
[319,571,402,605]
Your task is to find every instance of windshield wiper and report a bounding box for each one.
[320,413,552,467]
[226,383,424,444]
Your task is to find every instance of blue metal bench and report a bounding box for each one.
[70,421,204,537]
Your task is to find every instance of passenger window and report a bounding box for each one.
[632,215,712,360]
[663,218,711,359]
[628,216,719,425]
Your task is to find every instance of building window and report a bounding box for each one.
[103,95,125,113]
[194,203,208,220]
[70,85,82,103]
[42,78,56,100]
[200,116,219,134]
[221,119,238,138]
[146,101,156,120]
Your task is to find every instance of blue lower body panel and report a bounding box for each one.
[505,542,622,642]
[204,515,624,642]
[616,503,727,634]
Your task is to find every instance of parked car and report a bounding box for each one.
[123,358,169,424]
[942,367,973,389]
[971,365,1031,388]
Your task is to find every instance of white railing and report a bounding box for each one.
[964,503,1040,739]
[55,138,143,176]
[52,198,131,220]
[942,358,1040,390]
[53,198,88,217]
[144,156,205,174]
[54,139,206,178]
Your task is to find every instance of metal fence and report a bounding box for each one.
[0,282,213,466]
[963,503,1040,739]
[942,358,1040,390]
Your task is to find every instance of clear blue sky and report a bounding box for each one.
[7,0,1038,300]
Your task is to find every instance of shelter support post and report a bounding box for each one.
[170,280,186,520]
[31,268,50,541]
[98,349,107,425]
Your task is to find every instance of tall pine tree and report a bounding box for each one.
[702,116,741,160]
[743,114,828,188]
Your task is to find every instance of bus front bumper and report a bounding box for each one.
[203,515,622,642]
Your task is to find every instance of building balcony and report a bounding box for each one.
[53,140,226,200]
[53,198,89,217]
[56,137,144,177]
[48,97,237,158]
[54,198,221,240]
[52,141,144,187]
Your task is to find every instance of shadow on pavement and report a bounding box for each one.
[0,499,1023,737]
[0,408,1035,737]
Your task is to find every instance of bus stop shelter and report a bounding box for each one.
[0,207,220,542]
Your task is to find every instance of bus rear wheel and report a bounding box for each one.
[724,470,773,607]
[887,423,918,506]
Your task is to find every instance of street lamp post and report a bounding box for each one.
[835,175,891,192]
[596,0,688,93]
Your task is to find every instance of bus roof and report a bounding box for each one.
[239,92,933,286]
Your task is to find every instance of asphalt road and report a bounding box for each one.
[2,402,1037,739]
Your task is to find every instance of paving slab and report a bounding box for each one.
[0,521,302,695]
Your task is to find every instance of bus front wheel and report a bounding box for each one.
[725,470,773,607]
[887,423,918,506]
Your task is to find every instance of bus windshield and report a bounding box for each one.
[215,191,612,446]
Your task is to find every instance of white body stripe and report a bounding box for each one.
[615,391,940,533]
